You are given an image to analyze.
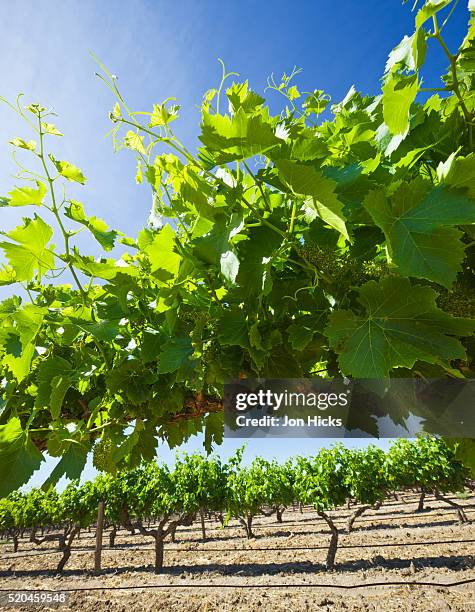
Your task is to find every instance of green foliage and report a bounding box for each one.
[172,452,227,513]
[225,456,294,526]
[64,201,118,251]
[1,437,462,531]
[57,480,98,527]
[0,439,471,571]
[293,447,348,511]
[0,0,474,490]
[364,183,475,287]
[386,436,469,493]
[0,418,44,497]
[448,438,475,476]
[342,446,388,505]
[0,216,54,281]
[325,277,473,377]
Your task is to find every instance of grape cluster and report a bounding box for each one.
[297,243,338,273]
[296,243,386,287]
[437,283,475,319]
[179,305,209,326]
[92,437,116,473]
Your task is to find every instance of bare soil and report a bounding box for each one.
[0,492,474,611]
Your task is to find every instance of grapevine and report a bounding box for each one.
[0,0,474,491]
[0,438,470,573]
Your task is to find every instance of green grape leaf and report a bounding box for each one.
[325,277,475,378]
[235,224,282,296]
[129,423,158,463]
[276,160,348,239]
[226,81,265,114]
[162,418,201,448]
[199,107,280,163]
[124,130,146,154]
[0,215,55,281]
[249,321,265,351]
[158,337,194,373]
[415,0,452,30]
[49,376,73,420]
[7,181,47,207]
[0,266,16,285]
[458,37,475,75]
[65,200,118,251]
[382,72,418,136]
[2,305,46,381]
[4,333,22,357]
[141,330,162,363]
[437,152,475,198]
[262,344,303,377]
[287,317,323,351]
[69,318,120,342]
[385,31,427,72]
[203,411,224,453]
[149,100,180,127]
[192,216,237,265]
[35,356,73,420]
[447,438,475,477]
[0,417,44,498]
[364,182,475,287]
[42,442,89,490]
[143,224,181,280]
[49,155,86,184]
[302,90,330,116]
[41,122,63,136]
[70,253,130,280]
[9,137,37,151]
[217,309,249,347]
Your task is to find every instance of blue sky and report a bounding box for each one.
[0,0,470,486]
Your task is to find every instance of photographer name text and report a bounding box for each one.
[235,414,343,427]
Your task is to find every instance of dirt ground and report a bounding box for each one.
[0,493,474,611]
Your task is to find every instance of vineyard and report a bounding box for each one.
[0,438,474,610]
[0,438,472,573]
[1,499,474,611]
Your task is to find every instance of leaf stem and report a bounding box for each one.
[242,160,272,212]
[432,15,473,149]
[94,340,110,369]
[288,201,298,235]
[161,182,192,239]
[418,87,450,92]
[36,114,88,300]
[440,0,460,32]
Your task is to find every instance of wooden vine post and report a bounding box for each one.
[94,499,105,573]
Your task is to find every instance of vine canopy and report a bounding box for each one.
[0,0,475,495]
